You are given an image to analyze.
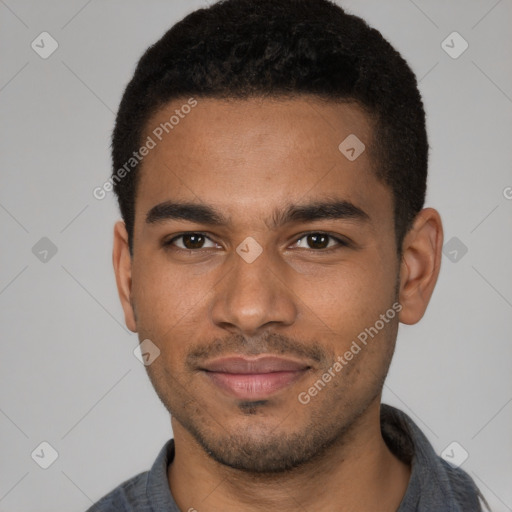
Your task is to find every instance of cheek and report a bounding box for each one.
[290,254,397,338]
[131,259,212,332]
[130,261,218,381]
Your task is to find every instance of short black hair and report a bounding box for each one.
[112,0,428,255]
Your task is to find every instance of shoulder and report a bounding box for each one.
[85,470,151,512]
[84,439,176,512]
[440,459,490,511]
[381,404,490,512]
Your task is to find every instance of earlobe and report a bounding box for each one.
[112,221,138,332]
[398,208,443,325]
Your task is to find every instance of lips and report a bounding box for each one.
[200,356,311,400]
[201,356,309,374]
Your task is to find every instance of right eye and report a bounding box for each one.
[163,232,220,251]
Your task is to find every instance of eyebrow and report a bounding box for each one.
[145,198,370,228]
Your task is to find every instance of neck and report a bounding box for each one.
[168,400,411,512]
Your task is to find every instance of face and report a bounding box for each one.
[119,96,403,472]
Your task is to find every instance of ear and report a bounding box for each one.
[398,208,443,325]
[112,221,137,332]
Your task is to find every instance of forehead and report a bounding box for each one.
[135,96,392,230]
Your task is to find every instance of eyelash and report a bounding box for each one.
[162,231,350,253]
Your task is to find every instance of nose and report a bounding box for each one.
[210,245,298,337]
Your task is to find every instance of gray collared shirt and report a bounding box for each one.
[85,404,489,511]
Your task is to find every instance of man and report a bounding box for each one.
[88,0,489,510]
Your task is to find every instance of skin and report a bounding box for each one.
[113,96,443,512]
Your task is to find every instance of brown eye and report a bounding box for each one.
[165,233,218,250]
[306,233,329,249]
[294,232,348,251]
[181,234,206,249]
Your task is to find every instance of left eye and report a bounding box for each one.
[293,233,347,250]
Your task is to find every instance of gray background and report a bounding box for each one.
[1,0,511,511]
